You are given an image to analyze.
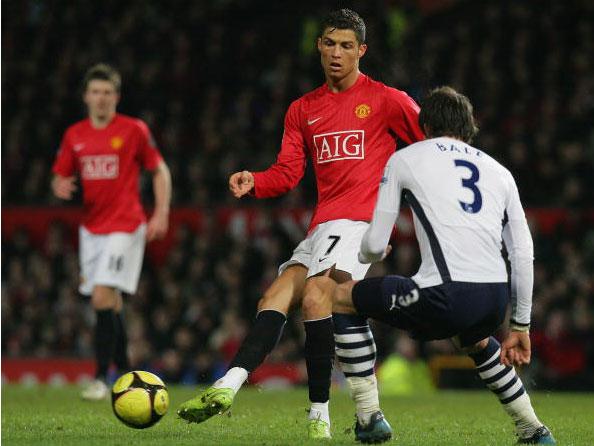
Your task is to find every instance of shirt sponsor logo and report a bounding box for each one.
[355,103,371,118]
[313,130,365,164]
[80,155,119,179]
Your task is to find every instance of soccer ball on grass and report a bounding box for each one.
[111,371,169,429]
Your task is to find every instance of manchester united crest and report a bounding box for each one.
[355,104,371,118]
[110,136,124,150]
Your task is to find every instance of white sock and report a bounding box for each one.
[309,401,330,426]
[212,367,248,393]
[347,375,380,426]
[504,393,542,437]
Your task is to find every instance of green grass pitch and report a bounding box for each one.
[2,385,592,445]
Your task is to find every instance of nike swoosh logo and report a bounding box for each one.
[318,257,329,262]
[307,117,322,125]
[73,143,85,152]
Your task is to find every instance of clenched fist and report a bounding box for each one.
[228,170,255,198]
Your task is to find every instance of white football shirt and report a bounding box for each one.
[359,136,534,325]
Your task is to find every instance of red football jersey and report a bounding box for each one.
[253,74,424,231]
[52,113,163,234]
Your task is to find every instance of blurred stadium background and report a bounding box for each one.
[2,0,593,394]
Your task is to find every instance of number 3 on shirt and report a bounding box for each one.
[454,159,482,213]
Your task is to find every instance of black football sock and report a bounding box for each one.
[229,309,287,372]
[113,311,130,373]
[94,309,116,380]
[304,316,334,403]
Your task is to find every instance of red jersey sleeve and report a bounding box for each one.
[384,88,424,145]
[252,100,307,198]
[52,128,76,177]
[135,119,163,170]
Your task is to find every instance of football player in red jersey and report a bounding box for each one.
[178,9,423,442]
[52,64,172,400]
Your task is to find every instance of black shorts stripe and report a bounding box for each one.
[336,353,376,364]
[334,326,371,335]
[404,190,451,282]
[500,387,525,404]
[493,375,519,395]
[477,356,502,373]
[335,339,374,349]
[483,366,513,385]
[344,369,375,378]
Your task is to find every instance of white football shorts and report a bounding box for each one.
[79,224,146,296]
[278,219,371,279]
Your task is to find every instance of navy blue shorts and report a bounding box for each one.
[352,276,509,347]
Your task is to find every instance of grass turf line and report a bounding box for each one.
[2,385,593,445]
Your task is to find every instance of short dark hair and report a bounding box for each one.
[321,9,366,44]
[82,63,121,92]
[419,86,479,143]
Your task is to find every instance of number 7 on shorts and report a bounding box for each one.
[324,235,341,256]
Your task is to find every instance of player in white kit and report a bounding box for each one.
[333,87,555,444]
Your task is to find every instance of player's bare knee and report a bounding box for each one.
[257,264,306,314]
[257,290,281,312]
[460,337,490,354]
[91,286,118,310]
[333,280,357,309]
[257,285,293,314]
[301,293,325,317]
[304,275,335,298]
[474,337,490,351]
[302,276,335,317]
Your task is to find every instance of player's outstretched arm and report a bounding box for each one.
[51,175,77,200]
[359,154,401,263]
[228,170,255,198]
[147,160,171,241]
[500,330,531,367]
